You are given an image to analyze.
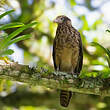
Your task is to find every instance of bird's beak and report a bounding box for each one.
[53,19,58,23]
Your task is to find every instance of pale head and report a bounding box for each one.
[53,15,71,25]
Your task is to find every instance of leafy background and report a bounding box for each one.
[0,0,110,110]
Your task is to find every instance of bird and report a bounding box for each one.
[52,15,83,107]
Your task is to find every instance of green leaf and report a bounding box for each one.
[0,22,24,30]
[91,42,107,54]
[0,49,14,56]
[104,56,110,68]
[101,68,110,78]
[91,42,110,68]
[106,48,110,57]
[0,22,37,49]
[5,34,31,47]
[0,10,14,19]
[106,29,110,33]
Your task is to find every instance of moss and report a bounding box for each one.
[1,63,110,97]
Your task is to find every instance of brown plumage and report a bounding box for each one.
[52,15,83,107]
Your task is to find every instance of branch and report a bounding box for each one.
[0,61,110,97]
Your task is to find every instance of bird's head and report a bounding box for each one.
[53,15,71,25]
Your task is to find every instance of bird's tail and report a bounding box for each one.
[60,90,72,107]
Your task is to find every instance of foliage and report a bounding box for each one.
[0,10,37,56]
[91,42,110,68]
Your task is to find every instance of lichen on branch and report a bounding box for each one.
[0,60,110,97]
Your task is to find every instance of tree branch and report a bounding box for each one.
[0,61,110,97]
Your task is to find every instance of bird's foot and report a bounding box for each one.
[70,72,79,78]
[54,71,59,76]
[29,62,37,69]
[53,68,60,76]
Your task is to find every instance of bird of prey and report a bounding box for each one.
[53,15,83,107]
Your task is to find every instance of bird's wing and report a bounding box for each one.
[52,39,57,70]
[75,33,83,73]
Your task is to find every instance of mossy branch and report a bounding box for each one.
[0,61,110,97]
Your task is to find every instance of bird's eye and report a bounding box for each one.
[61,18,64,20]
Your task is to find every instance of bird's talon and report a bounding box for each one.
[72,73,78,78]
[54,71,59,76]
[29,62,37,69]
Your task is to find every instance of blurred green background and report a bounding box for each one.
[0,0,110,110]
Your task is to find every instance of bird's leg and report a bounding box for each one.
[73,73,79,78]
[54,67,59,76]
[70,68,78,78]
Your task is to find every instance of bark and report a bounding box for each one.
[0,61,110,97]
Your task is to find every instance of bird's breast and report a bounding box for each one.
[56,35,78,49]
[60,47,72,72]
[54,24,80,72]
